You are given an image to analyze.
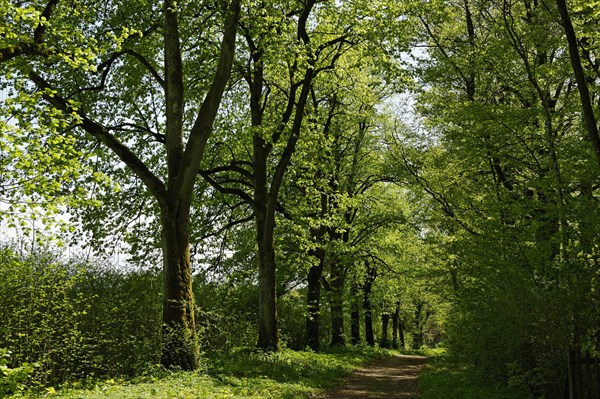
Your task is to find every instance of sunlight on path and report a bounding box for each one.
[320,354,427,399]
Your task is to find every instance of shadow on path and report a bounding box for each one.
[320,354,427,399]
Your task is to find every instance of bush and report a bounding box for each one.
[195,282,258,352]
[445,265,571,398]
[0,244,163,388]
[76,264,162,376]
[0,348,36,397]
[278,290,307,350]
[0,246,91,386]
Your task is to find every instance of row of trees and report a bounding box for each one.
[0,0,437,371]
[0,238,440,390]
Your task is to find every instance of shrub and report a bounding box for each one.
[0,244,163,388]
[445,266,571,397]
[195,282,258,352]
[0,348,36,397]
[0,246,91,386]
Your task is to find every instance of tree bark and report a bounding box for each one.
[253,53,314,352]
[160,205,198,370]
[381,314,390,348]
[329,255,346,347]
[306,247,325,351]
[255,206,279,350]
[413,302,424,349]
[363,262,376,347]
[364,302,374,346]
[249,1,316,351]
[392,301,400,349]
[350,280,361,345]
[254,127,279,350]
[305,187,328,351]
[399,319,405,349]
[362,261,377,346]
[159,0,240,368]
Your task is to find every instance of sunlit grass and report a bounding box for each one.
[15,347,397,399]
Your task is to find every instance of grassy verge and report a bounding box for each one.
[14,346,395,399]
[418,352,530,399]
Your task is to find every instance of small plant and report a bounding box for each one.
[0,348,37,397]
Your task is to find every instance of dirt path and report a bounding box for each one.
[319,354,427,399]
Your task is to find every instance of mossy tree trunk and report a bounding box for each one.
[160,206,197,369]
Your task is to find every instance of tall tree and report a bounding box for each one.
[0,0,241,369]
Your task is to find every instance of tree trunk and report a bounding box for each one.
[392,301,400,349]
[305,249,324,351]
[364,303,374,346]
[350,280,361,345]
[399,320,406,349]
[159,0,240,369]
[555,0,600,171]
[160,206,198,370]
[247,1,316,350]
[255,194,279,351]
[413,302,423,349]
[381,314,390,348]
[363,262,376,347]
[329,256,346,347]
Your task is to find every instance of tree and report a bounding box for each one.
[0,0,241,369]
[200,0,396,351]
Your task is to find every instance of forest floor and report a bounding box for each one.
[319,354,427,399]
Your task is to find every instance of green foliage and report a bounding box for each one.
[0,244,162,388]
[0,245,91,386]
[0,348,36,398]
[194,282,258,352]
[419,353,529,399]
[386,0,600,395]
[277,291,307,350]
[445,266,571,396]
[76,264,163,376]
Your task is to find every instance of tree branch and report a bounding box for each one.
[29,71,168,207]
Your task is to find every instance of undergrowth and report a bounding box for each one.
[11,346,396,399]
[418,352,530,399]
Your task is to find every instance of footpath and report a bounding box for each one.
[320,354,427,399]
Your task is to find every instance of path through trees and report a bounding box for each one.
[321,354,427,399]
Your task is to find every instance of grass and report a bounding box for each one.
[13,346,396,399]
[418,352,530,399]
